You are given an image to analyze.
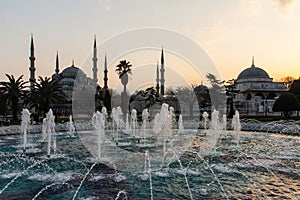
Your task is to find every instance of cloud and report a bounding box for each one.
[273,0,294,13]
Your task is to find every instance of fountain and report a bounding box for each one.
[153,113,160,134]
[20,108,31,152]
[117,107,123,143]
[222,114,227,137]
[67,115,75,137]
[178,114,184,134]
[169,106,176,129]
[145,150,153,200]
[92,111,105,160]
[131,109,137,137]
[42,117,47,141]
[232,110,241,147]
[142,108,149,142]
[210,109,220,155]
[111,107,116,139]
[158,103,173,159]
[45,109,56,158]
[125,113,130,133]
[202,111,209,132]
[0,105,299,199]
[101,107,108,121]
[112,107,123,145]
[101,107,108,132]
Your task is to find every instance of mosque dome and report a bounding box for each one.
[236,57,271,81]
[59,61,87,88]
[237,67,270,80]
[61,63,80,79]
[61,66,79,74]
[194,84,209,93]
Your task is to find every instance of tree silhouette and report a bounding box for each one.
[30,77,65,118]
[206,73,225,112]
[289,79,300,96]
[0,74,28,120]
[278,76,296,89]
[115,60,132,113]
[129,87,157,114]
[95,85,112,114]
[273,92,300,119]
[115,60,132,79]
[115,60,132,93]
[273,79,300,118]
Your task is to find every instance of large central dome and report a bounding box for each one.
[237,58,270,80]
[61,64,80,78]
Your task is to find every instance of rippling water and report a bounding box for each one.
[0,130,299,199]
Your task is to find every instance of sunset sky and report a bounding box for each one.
[0,0,299,91]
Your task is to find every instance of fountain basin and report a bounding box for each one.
[0,129,299,199]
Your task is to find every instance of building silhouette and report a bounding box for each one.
[29,36,110,117]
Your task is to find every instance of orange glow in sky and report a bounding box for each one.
[0,0,299,86]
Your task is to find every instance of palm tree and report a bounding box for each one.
[115,60,132,113]
[30,76,65,117]
[0,74,28,121]
[115,60,132,93]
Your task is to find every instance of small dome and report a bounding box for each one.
[237,66,270,80]
[237,58,270,80]
[194,84,209,93]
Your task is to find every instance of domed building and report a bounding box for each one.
[232,57,287,115]
[52,60,92,115]
[194,83,210,112]
[29,36,110,118]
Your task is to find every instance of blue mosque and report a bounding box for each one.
[28,36,110,116]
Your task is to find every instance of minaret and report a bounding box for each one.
[103,54,108,90]
[156,61,160,95]
[251,56,255,68]
[160,47,165,95]
[103,53,111,113]
[55,51,59,76]
[92,35,98,85]
[29,34,36,91]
